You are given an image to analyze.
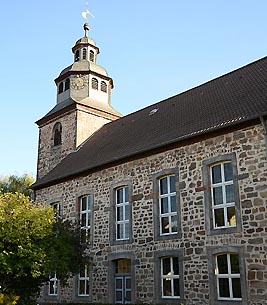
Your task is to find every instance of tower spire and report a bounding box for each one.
[84,23,90,37]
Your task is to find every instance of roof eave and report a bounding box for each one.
[31,115,264,191]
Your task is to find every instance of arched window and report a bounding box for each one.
[82,48,87,60]
[75,49,80,62]
[58,82,64,94]
[100,81,107,93]
[53,122,62,147]
[89,50,94,62]
[92,78,98,90]
[65,78,70,91]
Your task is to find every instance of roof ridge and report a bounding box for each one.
[32,55,267,190]
[118,56,267,121]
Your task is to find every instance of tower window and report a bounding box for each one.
[65,78,70,91]
[53,122,62,147]
[100,81,107,93]
[89,50,95,62]
[82,48,87,60]
[58,82,64,94]
[75,49,80,62]
[92,78,98,90]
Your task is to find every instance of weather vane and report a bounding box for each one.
[81,0,95,36]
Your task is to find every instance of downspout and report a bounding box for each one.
[260,116,267,158]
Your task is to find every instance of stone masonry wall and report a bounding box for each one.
[37,106,118,180]
[37,111,77,179]
[76,106,118,147]
[36,123,267,305]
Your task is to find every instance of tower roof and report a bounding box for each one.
[56,61,109,81]
[38,23,119,122]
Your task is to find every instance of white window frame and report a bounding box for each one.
[48,272,58,296]
[215,253,242,301]
[210,161,236,229]
[80,195,91,243]
[115,186,129,241]
[159,175,177,235]
[161,257,180,299]
[78,265,90,296]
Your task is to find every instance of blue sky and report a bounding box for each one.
[0,0,267,178]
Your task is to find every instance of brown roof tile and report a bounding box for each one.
[32,56,267,189]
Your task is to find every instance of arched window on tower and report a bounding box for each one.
[82,48,87,60]
[65,78,70,91]
[89,50,95,62]
[75,50,80,62]
[58,82,64,94]
[92,78,98,90]
[100,81,107,93]
[53,122,62,147]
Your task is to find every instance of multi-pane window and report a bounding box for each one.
[161,257,180,298]
[116,186,129,240]
[210,162,236,229]
[215,253,241,301]
[78,265,90,296]
[48,272,58,296]
[159,175,177,235]
[80,195,91,243]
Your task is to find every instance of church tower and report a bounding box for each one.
[36,23,121,179]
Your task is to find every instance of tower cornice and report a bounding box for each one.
[54,70,114,88]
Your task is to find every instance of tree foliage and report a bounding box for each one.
[0,174,34,197]
[0,193,86,305]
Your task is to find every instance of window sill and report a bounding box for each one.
[155,232,182,241]
[207,225,241,236]
[111,238,132,246]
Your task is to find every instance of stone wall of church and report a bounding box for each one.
[37,106,119,180]
[37,111,77,179]
[36,123,267,305]
[76,105,118,147]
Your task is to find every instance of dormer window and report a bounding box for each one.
[75,50,80,62]
[65,78,70,91]
[100,81,107,93]
[53,122,62,147]
[92,78,98,90]
[58,82,64,94]
[89,50,95,62]
[82,48,87,60]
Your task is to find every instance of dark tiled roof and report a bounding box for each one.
[33,56,267,189]
[37,98,76,123]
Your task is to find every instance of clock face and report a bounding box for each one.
[71,75,87,90]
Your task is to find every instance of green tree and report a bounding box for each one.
[0,174,35,197]
[0,192,86,305]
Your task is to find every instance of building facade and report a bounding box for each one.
[33,24,267,305]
